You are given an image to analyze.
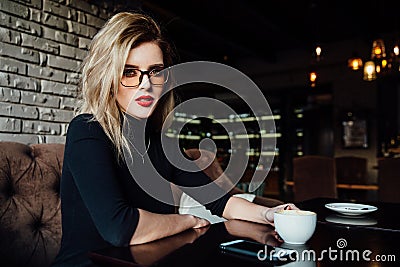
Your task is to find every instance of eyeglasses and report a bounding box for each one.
[120,67,169,88]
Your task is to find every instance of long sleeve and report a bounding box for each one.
[64,115,139,246]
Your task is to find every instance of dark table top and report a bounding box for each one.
[90,198,400,267]
[298,197,400,232]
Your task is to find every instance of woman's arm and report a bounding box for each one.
[131,227,209,265]
[130,209,209,245]
[222,197,297,225]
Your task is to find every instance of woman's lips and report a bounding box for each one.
[135,95,154,107]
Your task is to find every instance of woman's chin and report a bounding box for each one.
[125,107,155,120]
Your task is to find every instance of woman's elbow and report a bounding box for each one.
[102,230,132,247]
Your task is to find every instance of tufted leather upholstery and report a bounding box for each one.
[0,142,64,267]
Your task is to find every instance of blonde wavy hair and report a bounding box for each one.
[76,12,175,160]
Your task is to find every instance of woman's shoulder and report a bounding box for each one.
[67,113,107,141]
[68,113,98,129]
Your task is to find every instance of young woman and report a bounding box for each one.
[52,12,297,266]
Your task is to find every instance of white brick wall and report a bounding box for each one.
[0,0,134,144]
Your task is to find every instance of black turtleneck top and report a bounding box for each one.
[52,113,231,266]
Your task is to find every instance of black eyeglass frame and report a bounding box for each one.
[120,68,169,88]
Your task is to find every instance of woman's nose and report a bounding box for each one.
[139,74,151,90]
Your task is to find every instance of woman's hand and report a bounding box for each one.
[192,216,210,229]
[264,203,299,226]
[192,226,210,239]
[131,211,210,245]
[223,197,299,225]
[224,219,283,247]
[131,226,209,265]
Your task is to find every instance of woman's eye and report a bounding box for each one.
[123,69,138,77]
[149,68,163,76]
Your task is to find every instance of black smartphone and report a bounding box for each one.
[219,239,296,262]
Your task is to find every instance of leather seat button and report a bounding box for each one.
[31,219,45,231]
[4,182,15,199]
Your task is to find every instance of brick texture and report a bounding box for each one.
[0,0,133,144]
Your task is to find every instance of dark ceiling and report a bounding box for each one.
[140,0,400,65]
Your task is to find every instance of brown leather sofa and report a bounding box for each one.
[0,142,64,267]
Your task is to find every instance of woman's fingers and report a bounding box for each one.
[193,217,210,229]
[284,203,300,210]
[274,231,284,242]
[264,208,275,225]
[278,203,298,210]
[275,203,300,213]
[193,226,209,237]
[264,203,300,224]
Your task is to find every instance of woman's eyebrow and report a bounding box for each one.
[124,63,164,69]
[149,63,164,68]
[124,64,139,69]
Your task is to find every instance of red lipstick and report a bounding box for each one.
[135,95,154,107]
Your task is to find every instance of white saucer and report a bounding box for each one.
[325,203,378,216]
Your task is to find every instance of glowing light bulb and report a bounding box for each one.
[374,47,382,55]
[315,46,322,56]
[309,72,317,82]
[394,45,399,56]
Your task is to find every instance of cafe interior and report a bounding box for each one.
[1,0,400,266]
[141,0,400,204]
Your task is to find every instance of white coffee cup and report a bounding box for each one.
[274,210,317,245]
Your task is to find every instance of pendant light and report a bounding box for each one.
[363,61,377,81]
[348,56,363,70]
